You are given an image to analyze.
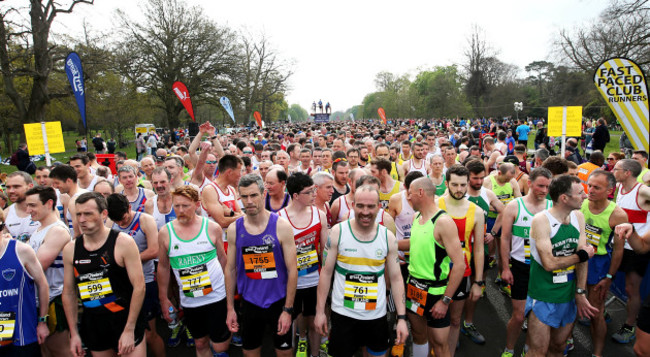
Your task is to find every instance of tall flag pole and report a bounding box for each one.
[65,52,87,133]
[594,58,649,152]
[172,81,196,122]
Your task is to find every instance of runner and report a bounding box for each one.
[429,155,447,197]
[0,230,50,357]
[580,170,627,357]
[224,174,297,357]
[61,192,147,357]
[157,186,231,357]
[70,154,99,191]
[24,186,72,357]
[107,193,165,357]
[49,165,88,237]
[3,171,39,241]
[402,142,429,177]
[117,165,154,214]
[374,143,402,181]
[163,156,190,189]
[278,173,328,357]
[371,158,403,209]
[201,154,243,243]
[499,167,553,357]
[313,172,335,228]
[314,184,409,357]
[526,175,598,356]
[612,159,650,344]
[438,164,485,354]
[346,175,397,234]
[265,168,291,213]
[330,168,365,224]
[329,158,351,205]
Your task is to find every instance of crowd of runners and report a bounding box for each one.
[1,118,650,357]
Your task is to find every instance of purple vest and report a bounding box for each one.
[235,213,288,308]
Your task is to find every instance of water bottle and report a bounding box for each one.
[168,306,179,329]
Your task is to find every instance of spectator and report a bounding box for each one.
[92,132,105,153]
[107,137,116,154]
[11,143,35,174]
[582,120,595,157]
[135,133,146,160]
[515,121,531,146]
[146,132,158,155]
[591,117,610,152]
[619,131,634,157]
[534,121,549,150]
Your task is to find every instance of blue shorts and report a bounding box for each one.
[587,254,611,285]
[486,217,496,234]
[524,296,576,328]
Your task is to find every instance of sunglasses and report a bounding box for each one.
[607,158,615,161]
[243,151,253,154]
[206,160,218,164]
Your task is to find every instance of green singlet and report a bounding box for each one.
[528,211,579,304]
[408,210,450,295]
[580,200,616,256]
[488,175,514,218]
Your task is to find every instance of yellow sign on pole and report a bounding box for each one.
[548,106,582,137]
[24,121,65,156]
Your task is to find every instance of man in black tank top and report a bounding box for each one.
[61,192,147,357]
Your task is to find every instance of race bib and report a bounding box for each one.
[497,194,513,205]
[343,273,378,310]
[179,264,213,297]
[78,277,114,306]
[552,265,575,284]
[243,245,277,279]
[0,312,15,344]
[585,224,603,248]
[406,278,429,316]
[297,244,318,276]
[524,238,531,264]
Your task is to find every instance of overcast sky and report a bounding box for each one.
[48,0,610,112]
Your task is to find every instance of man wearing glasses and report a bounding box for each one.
[278,173,328,357]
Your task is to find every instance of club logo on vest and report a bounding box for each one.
[2,268,16,281]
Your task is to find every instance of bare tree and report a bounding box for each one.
[557,0,649,72]
[0,0,93,131]
[115,0,239,128]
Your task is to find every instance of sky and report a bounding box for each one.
[44,0,611,112]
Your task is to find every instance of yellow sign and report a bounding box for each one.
[24,122,65,155]
[593,58,649,153]
[548,106,582,137]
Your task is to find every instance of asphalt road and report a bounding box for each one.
[156,267,637,356]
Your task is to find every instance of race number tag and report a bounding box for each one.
[179,264,213,297]
[406,278,429,316]
[524,238,531,264]
[78,277,114,304]
[552,265,575,284]
[296,244,318,276]
[585,224,603,248]
[242,245,277,279]
[343,273,378,310]
[0,312,16,344]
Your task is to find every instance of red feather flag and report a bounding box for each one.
[172,81,195,122]
[254,111,263,127]
[378,107,387,124]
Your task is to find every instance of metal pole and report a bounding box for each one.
[41,122,51,166]
[561,106,567,157]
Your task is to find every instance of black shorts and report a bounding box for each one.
[80,309,146,352]
[48,295,69,333]
[294,286,317,317]
[452,276,471,301]
[183,299,231,343]
[405,276,452,329]
[638,295,650,334]
[510,259,530,301]
[329,311,390,357]
[240,298,292,351]
[618,249,650,276]
[143,281,161,322]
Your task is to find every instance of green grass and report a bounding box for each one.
[526,130,623,156]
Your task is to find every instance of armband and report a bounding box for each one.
[576,249,589,263]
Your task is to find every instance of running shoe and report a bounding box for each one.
[612,325,636,344]
[501,352,514,357]
[390,343,404,357]
[185,327,195,347]
[460,321,486,344]
[499,284,512,297]
[297,339,308,357]
[319,340,330,357]
[562,337,574,356]
[167,323,184,347]
[231,333,243,347]
[488,256,497,269]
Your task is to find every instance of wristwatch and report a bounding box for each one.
[576,288,587,295]
[605,273,613,280]
[474,280,486,287]
[397,314,407,321]
[282,306,294,315]
[228,209,235,217]
[38,315,49,323]
[442,296,452,305]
